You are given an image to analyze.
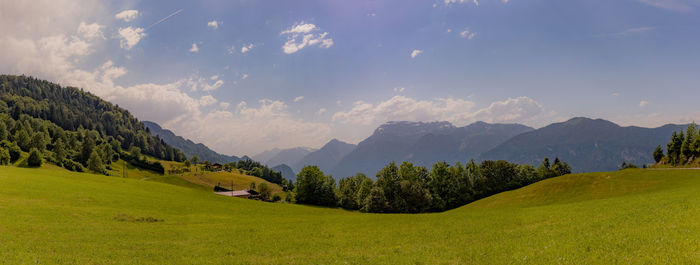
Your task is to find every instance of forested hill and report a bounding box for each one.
[0,75,185,162]
[481,117,687,172]
[143,121,240,164]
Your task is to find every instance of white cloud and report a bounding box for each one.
[0,1,332,155]
[115,10,139,22]
[203,80,223,91]
[187,76,224,91]
[598,27,656,38]
[640,100,650,107]
[241,73,249,79]
[241,43,254,53]
[446,29,452,33]
[611,92,620,97]
[118,27,146,50]
[332,96,547,127]
[444,0,480,6]
[411,50,422,59]
[636,0,694,12]
[207,20,219,29]
[227,45,236,54]
[466,97,545,124]
[317,108,327,115]
[281,23,318,35]
[294,96,305,102]
[200,95,218,106]
[281,22,334,54]
[332,96,475,126]
[219,102,230,109]
[394,87,406,92]
[210,75,219,80]
[189,43,199,53]
[77,22,104,39]
[459,29,477,39]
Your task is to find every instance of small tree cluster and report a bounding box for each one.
[294,158,571,213]
[659,123,700,166]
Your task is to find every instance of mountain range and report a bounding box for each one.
[143,121,241,164]
[330,121,534,178]
[481,117,687,172]
[148,118,687,180]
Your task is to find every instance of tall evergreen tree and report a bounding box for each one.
[653,145,664,163]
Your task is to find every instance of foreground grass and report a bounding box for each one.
[1,167,700,264]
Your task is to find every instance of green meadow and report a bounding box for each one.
[2,166,700,264]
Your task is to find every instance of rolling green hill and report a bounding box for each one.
[2,166,700,264]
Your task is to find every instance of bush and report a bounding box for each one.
[271,194,282,202]
[62,159,84,172]
[0,140,21,162]
[258,182,272,201]
[27,148,42,167]
[0,147,10,165]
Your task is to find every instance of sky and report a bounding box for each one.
[1,0,700,156]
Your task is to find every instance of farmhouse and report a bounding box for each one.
[215,189,252,199]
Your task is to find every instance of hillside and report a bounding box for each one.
[264,147,315,167]
[292,139,355,173]
[481,117,687,172]
[271,164,296,180]
[331,121,533,178]
[0,75,185,163]
[143,121,240,164]
[3,166,700,263]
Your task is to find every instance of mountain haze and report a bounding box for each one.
[271,164,296,181]
[481,117,687,172]
[330,121,533,178]
[264,147,316,167]
[143,121,240,164]
[292,139,356,173]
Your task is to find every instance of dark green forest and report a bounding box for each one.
[0,75,185,173]
[654,123,700,166]
[294,158,571,213]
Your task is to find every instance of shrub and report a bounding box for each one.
[62,159,84,172]
[258,182,272,201]
[0,147,10,165]
[0,140,21,162]
[271,194,282,202]
[27,148,42,167]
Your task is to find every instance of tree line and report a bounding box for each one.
[654,123,700,166]
[0,75,186,173]
[0,75,186,163]
[293,158,571,213]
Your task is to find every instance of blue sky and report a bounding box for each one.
[1,0,700,156]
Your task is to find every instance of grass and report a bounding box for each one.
[2,166,700,264]
[106,158,285,195]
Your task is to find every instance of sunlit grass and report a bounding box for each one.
[2,166,700,264]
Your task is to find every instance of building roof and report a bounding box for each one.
[214,190,251,197]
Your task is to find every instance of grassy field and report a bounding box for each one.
[2,166,700,264]
[104,158,285,196]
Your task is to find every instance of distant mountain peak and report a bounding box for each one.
[562,117,618,127]
[143,121,240,164]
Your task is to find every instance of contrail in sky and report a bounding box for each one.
[146,9,183,31]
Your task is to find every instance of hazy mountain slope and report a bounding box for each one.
[143,121,240,164]
[252,148,282,164]
[271,164,296,181]
[481,117,687,172]
[292,139,356,173]
[265,147,315,167]
[331,121,533,178]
